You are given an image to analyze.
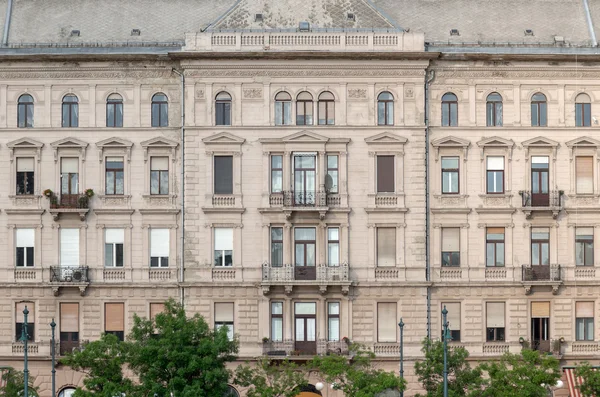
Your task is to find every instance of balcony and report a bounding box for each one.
[521,264,562,295]
[49,194,90,221]
[261,263,351,295]
[49,266,90,296]
[262,340,350,357]
[519,190,563,219]
[268,191,339,220]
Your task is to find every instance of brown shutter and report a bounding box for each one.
[105,303,124,332]
[486,302,505,328]
[60,303,79,332]
[487,227,505,236]
[576,302,594,318]
[443,302,461,331]
[376,155,395,193]
[531,302,550,318]
[577,156,594,194]
[377,303,397,342]
[16,302,35,323]
[150,303,166,320]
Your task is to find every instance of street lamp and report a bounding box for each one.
[20,305,29,397]
[398,318,404,397]
[51,318,57,397]
[442,305,452,397]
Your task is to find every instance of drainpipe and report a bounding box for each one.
[2,0,14,46]
[583,0,598,46]
[424,60,435,340]
[172,68,185,306]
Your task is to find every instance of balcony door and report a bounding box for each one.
[295,302,316,355]
[531,302,550,352]
[60,158,79,207]
[293,154,316,206]
[294,228,316,280]
[531,156,549,206]
[530,228,550,279]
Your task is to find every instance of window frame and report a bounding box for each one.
[485,302,505,342]
[376,155,395,193]
[531,227,550,266]
[377,91,394,126]
[104,228,124,268]
[486,156,505,194]
[296,92,314,125]
[149,228,169,268]
[575,302,595,341]
[214,155,234,195]
[326,154,339,193]
[576,93,592,127]
[270,155,283,194]
[104,302,125,341]
[441,302,461,342]
[441,93,458,127]
[15,302,35,342]
[327,302,340,342]
[214,302,234,341]
[62,94,79,128]
[150,156,169,195]
[441,228,460,267]
[271,301,283,342]
[530,93,547,127]
[17,94,34,128]
[214,227,234,267]
[106,93,124,128]
[270,227,283,267]
[576,227,594,267]
[274,92,292,126]
[486,227,505,267]
[318,92,335,125]
[377,302,397,342]
[376,227,396,267]
[16,228,35,268]
[151,93,168,127]
[576,156,594,194]
[16,157,35,195]
[327,227,340,267]
[441,156,460,194]
[215,91,232,126]
[105,157,125,195]
[486,92,503,127]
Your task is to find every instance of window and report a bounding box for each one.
[105,303,125,341]
[105,229,124,267]
[271,227,283,267]
[58,389,76,397]
[151,93,168,127]
[377,92,394,126]
[376,155,394,193]
[377,302,396,342]
[531,93,547,127]
[15,302,34,341]
[441,157,459,194]
[295,303,316,353]
[150,229,169,268]
[293,154,316,205]
[486,302,505,342]
[377,228,396,267]
[60,158,79,196]
[270,155,283,193]
[576,93,591,127]
[17,94,34,128]
[62,95,79,127]
[486,157,504,193]
[328,228,340,266]
[576,227,594,266]
[150,157,169,195]
[318,92,335,125]
[106,93,123,127]
[275,92,292,125]
[271,302,283,342]
[441,93,458,127]
[60,229,79,267]
[486,92,503,127]
[296,92,313,125]
[60,303,79,355]
[531,156,550,206]
[214,228,233,267]
[442,228,460,267]
[486,228,505,267]
[531,228,550,266]
[215,302,234,341]
[576,156,594,194]
[576,302,594,341]
[16,157,34,195]
[215,92,232,126]
[442,302,461,341]
[326,155,338,193]
[105,157,124,195]
[328,302,340,341]
[16,229,34,267]
[295,228,316,267]
[214,156,233,195]
[150,303,166,321]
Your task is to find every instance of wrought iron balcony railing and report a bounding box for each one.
[262,263,349,282]
[270,190,329,207]
[50,266,90,283]
[51,194,90,209]
[522,264,561,282]
[519,190,563,208]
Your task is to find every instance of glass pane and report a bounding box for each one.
[306,244,315,266]
[586,319,594,340]
[328,228,339,240]
[295,228,316,240]
[576,104,583,126]
[295,302,316,314]
[18,105,26,128]
[160,172,169,194]
[329,302,340,315]
[26,247,34,266]
[272,318,283,341]
[328,243,339,266]
[107,104,114,126]
[329,318,340,341]
[71,174,78,193]
[275,102,283,125]
[306,318,316,341]
[541,243,549,265]
[106,172,115,194]
[16,247,24,267]
[271,155,282,169]
[540,103,547,126]
[62,104,69,127]
[284,102,292,125]
[295,244,304,266]
[296,318,305,341]
[531,103,538,126]
[486,102,493,126]
[442,172,450,193]
[377,102,385,125]
[585,242,594,265]
[497,243,504,265]
[105,244,113,267]
[116,103,123,127]
[271,242,283,266]
[271,171,282,192]
[272,302,283,314]
[150,171,159,195]
[115,172,124,195]
[495,103,502,126]
[532,244,539,265]
[450,103,457,126]
[151,103,159,127]
[584,104,591,126]
[576,318,584,340]
[576,242,584,266]
[441,157,459,168]
[71,104,78,127]
[486,243,494,266]
[160,104,168,126]
[116,244,123,267]
[450,172,458,193]
[214,251,222,267]
[386,102,393,125]
[442,105,449,126]
[318,102,326,125]
[224,103,231,125]
[532,173,539,193]
[224,250,232,266]
[327,155,338,169]
[541,172,548,193]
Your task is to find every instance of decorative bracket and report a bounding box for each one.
[284,285,293,295]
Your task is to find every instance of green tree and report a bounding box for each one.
[414,338,483,397]
[1,367,39,397]
[575,362,600,397]
[310,344,405,397]
[233,357,308,397]
[476,349,560,397]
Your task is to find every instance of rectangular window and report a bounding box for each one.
[105,229,124,267]
[576,156,594,194]
[486,157,504,194]
[576,227,594,266]
[442,302,461,342]
[376,155,395,193]
[576,302,594,341]
[327,155,339,193]
[376,228,396,267]
[270,155,283,193]
[486,228,505,267]
[271,227,283,267]
[215,102,231,126]
[576,103,592,127]
[105,157,124,195]
[60,228,79,267]
[531,227,550,266]
[441,157,459,194]
[486,302,505,342]
[214,156,233,195]
[294,228,316,267]
[328,228,340,266]
[15,302,35,341]
[215,302,234,341]
[328,302,340,342]
[271,302,283,342]
[150,303,166,321]
[60,303,79,354]
[442,228,460,267]
[150,229,169,268]
[16,157,34,195]
[105,303,125,341]
[16,228,34,267]
[150,157,169,195]
[214,228,233,267]
[377,302,397,342]
[60,158,79,195]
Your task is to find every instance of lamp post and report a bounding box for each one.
[21,305,29,397]
[398,318,404,397]
[442,305,450,397]
[51,318,56,397]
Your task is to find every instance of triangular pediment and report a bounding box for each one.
[566,136,600,148]
[201,132,246,145]
[6,137,44,149]
[282,130,328,143]
[96,137,134,148]
[365,132,408,145]
[140,137,179,148]
[522,136,559,148]
[477,136,514,148]
[431,136,470,148]
[50,137,88,148]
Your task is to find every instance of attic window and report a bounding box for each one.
[449,29,459,36]
[299,21,310,32]
[255,13,263,22]
[70,30,80,37]
[524,29,534,36]
[131,29,141,36]
[347,12,356,21]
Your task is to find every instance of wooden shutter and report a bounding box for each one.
[17,158,34,172]
[215,303,234,322]
[150,303,166,320]
[442,228,460,251]
[377,303,397,342]
[377,228,396,267]
[443,302,461,331]
[60,303,79,332]
[577,156,594,194]
[105,303,124,332]
[531,302,550,318]
[576,302,594,318]
[486,302,505,328]
[16,302,35,323]
[214,156,233,194]
[376,155,395,193]
[60,229,79,267]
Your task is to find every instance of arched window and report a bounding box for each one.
[62,95,79,128]
[296,91,313,125]
[318,91,335,125]
[274,92,292,125]
[486,92,503,127]
[151,93,168,127]
[377,91,394,126]
[58,387,76,397]
[441,93,458,127]
[17,94,34,128]
[106,93,123,128]
[215,92,232,126]
[531,93,547,127]
[576,93,592,127]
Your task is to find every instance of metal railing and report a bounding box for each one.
[50,266,90,283]
[522,264,561,282]
[519,190,563,207]
[51,194,90,209]
[262,262,349,282]
[270,191,340,207]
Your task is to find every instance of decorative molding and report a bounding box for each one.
[347,88,367,99]
[243,88,263,99]
[364,132,408,146]
[185,67,426,78]
[431,136,470,160]
[0,67,172,80]
[140,137,179,162]
[50,137,88,162]
[202,132,246,146]
[96,137,134,163]
[6,138,43,163]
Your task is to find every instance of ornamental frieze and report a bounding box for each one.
[436,68,600,79]
[184,68,426,78]
[0,68,172,80]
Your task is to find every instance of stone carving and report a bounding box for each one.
[347,88,367,99]
[243,88,262,99]
[436,69,600,79]
[405,86,414,98]
[195,88,205,99]
[0,69,171,79]
[185,68,425,78]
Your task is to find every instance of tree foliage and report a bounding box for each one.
[1,367,39,397]
[575,362,600,397]
[233,357,308,397]
[310,344,405,397]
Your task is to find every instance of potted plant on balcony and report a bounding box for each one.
[262,337,270,344]
[43,189,58,207]
[342,336,350,345]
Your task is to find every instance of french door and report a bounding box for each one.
[293,154,316,206]
[531,302,550,352]
[531,156,549,206]
[295,303,316,354]
[294,228,316,280]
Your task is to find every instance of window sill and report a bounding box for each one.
[142,194,177,206]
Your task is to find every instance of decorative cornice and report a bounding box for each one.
[184,66,426,78]
[436,68,600,79]
[0,67,171,80]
